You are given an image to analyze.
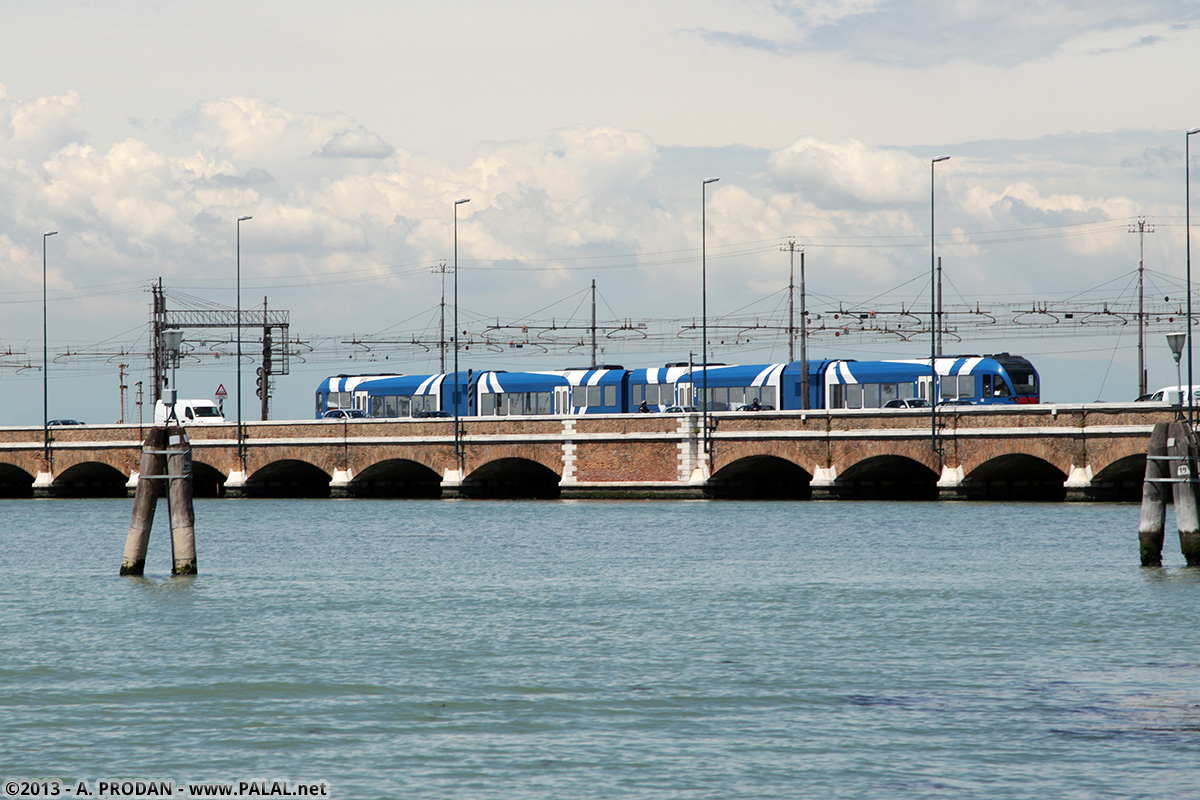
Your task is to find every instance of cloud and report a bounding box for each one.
[692,1,1200,68]
[767,137,925,205]
[318,127,395,159]
[0,84,86,156]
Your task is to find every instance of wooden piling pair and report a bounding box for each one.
[120,424,197,576]
[1139,420,1200,567]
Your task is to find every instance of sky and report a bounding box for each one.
[2,0,1199,423]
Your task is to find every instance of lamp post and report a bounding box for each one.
[163,329,184,422]
[42,229,58,464]
[1169,332,1187,418]
[236,215,252,464]
[701,177,719,460]
[1187,127,1200,428]
[930,155,949,456]
[453,198,470,468]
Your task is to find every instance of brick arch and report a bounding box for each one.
[0,463,36,498]
[465,443,564,478]
[951,439,1069,477]
[244,458,332,498]
[1088,453,1146,502]
[52,461,129,497]
[462,457,561,499]
[959,454,1068,501]
[835,454,939,500]
[709,455,812,499]
[51,449,139,478]
[351,458,443,498]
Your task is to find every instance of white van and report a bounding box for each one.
[1142,386,1200,404]
[154,398,226,424]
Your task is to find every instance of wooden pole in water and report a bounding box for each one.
[165,425,197,575]
[1175,421,1200,566]
[1139,422,1169,566]
[1169,421,1200,566]
[121,427,166,576]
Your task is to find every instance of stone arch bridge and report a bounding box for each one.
[0,404,1168,501]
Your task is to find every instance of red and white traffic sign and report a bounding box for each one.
[215,384,227,398]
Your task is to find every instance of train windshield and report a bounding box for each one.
[992,355,1038,396]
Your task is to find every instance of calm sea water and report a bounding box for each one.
[1,499,1197,799]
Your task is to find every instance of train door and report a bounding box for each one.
[918,375,934,402]
[554,386,571,415]
[678,382,693,408]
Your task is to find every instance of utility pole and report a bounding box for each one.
[781,238,808,408]
[591,280,597,366]
[259,296,272,420]
[118,363,128,424]
[431,260,451,373]
[937,256,943,357]
[1129,217,1155,397]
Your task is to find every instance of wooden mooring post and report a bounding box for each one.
[1140,420,1200,567]
[119,424,197,576]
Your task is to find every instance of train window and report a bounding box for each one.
[864,384,880,408]
[604,385,616,407]
[537,392,552,415]
[632,385,644,404]
[587,385,602,407]
[572,386,586,407]
[900,384,915,399]
[761,387,776,407]
[993,378,1011,397]
[881,383,899,405]
[846,384,864,409]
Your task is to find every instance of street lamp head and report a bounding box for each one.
[932,155,951,163]
[44,230,58,237]
[455,198,471,205]
[1168,331,1188,362]
[1188,127,1200,135]
[703,177,720,184]
[237,215,252,222]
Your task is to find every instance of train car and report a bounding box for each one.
[315,373,451,418]
[822,354,1039,409]
[316,374,403,417]
[677,363,787,411]
[628,364,691,411]
[476,367,629,416]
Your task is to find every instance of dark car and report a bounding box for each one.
[413,410,453,418]
[321,409,367,420]
[938,399,975,407]
[47,419,85,426]
[883,398,931,409]
[736,403,774,411]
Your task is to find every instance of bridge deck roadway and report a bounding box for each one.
[0,403,1175,500]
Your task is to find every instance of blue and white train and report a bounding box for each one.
[315,353,1039,419]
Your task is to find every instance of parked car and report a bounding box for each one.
[665,405,698,413]
[321,409,368,420]
[413,410,453,418]
[883,398,931,409]
[938,399,975,407]
[736,403,774,411]
[47,419,85,426]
